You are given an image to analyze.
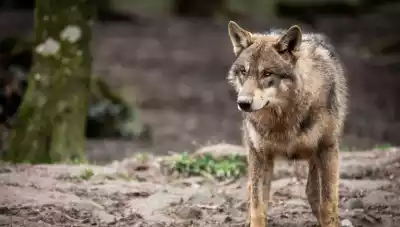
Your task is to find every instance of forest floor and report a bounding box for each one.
[1,145,400,227]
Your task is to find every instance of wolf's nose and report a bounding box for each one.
[237,99,252,112]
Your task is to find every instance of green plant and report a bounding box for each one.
[170,152,247,180]
[80,167,94,180]
[375,143,392,150]
[133,152,149,162]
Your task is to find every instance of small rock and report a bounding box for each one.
[214,214,233,223]
[231,224,246,227]
[188,190,225,206]
[340,179,391,192]
[234,201,248,211]
[271,178,292,191]
[126,191,150,198]
[176,206,202,219]
[362,190,398,207]
[285,199,308,207]
[93,210,116,223]
[343,198,363,210]
[149,223,165,227]
[68,200,115,224]
[341,219,354,227]
[0,167,12,174]
[225,207,244,217]
[68,199,104,212]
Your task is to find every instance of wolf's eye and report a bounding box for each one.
[262,71,272,77]
[238,66,246,75]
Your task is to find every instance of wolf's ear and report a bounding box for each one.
[275,25,302,53]
[228,21,253,56]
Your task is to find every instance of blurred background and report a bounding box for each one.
[1,0,400,164]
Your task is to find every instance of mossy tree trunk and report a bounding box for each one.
[3,0,95,163]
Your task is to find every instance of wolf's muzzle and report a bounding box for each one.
[237,96,252,112]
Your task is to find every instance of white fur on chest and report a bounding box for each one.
[246,120,262,150]
[245,120,292,153]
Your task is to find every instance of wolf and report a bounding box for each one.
[226,21,348,227]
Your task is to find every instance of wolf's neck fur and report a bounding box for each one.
[245,100,308,137]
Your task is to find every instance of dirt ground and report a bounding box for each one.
[1,145,400,227]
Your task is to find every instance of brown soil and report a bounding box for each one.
[1,145,400,227]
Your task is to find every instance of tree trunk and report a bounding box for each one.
[3,0,95,163]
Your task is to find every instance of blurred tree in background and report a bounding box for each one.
[0,0,151,160]
[3,0,95,163]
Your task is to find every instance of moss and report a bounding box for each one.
[79,167,94,180]
[165,152,247,180]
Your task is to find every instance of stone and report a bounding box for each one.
[343,198,364,210]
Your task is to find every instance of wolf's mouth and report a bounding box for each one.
[237,100,270,112]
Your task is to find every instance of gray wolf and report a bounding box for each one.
[226,20,348,227]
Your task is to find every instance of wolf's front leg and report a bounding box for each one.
[248,148,266,227]
[306,153,321,223]
[317,141,340,227]
[263,155,274,215]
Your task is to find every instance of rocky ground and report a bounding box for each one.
[1,144,400,227]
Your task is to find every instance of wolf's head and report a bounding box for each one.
[227,21,303,114]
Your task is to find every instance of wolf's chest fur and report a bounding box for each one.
[244,115,313,159]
